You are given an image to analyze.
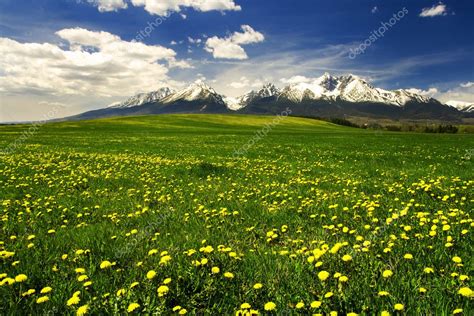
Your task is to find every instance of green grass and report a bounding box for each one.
[0,114,473,315]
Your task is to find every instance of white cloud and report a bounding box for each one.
[419,2,448,17]
[188,37,202,44]
[129,0,241,16]
[87,0,128,12]
[460,81,474,88]
[0,28,189,99]
[280,75,313,85]
[406,87,438,97]
[204,25,264,60]
[228,76,263,89]
[435,82,474,104]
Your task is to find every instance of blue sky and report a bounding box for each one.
[0,0,473,121]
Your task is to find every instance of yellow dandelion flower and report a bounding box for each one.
[116,288,126,297]
[459,275,469,281]
[342,254,352,262]
[318,271,330,281]
[382,270,393,278]
[0,278,15,286]
[458,287,473,297]
[22,289,36,296]
[241,303,251,309]
[224,272,234,279]
[157,285,169,297]
[253,283,263,289]
[36,296,49,304]
[264,302,276,311]
[159,255,172,265]
[76,304,88,316]
[127,303,140,312]
[77,275,88,282]
[148,249,158,256]
[40,286,52,294]
[394,304,404,311]
[14,274,27,283]
[311,301,322,308]
[67,295,81,306]
[146,270,156,280]
[100,261,112,269]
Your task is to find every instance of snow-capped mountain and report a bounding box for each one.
[229,83,281,110]
[109,87,175,109]
[446,100,474,113]
[162,81,225,105]
[69,73,465,122]
[277,73,432,106]
[106,75,439,111]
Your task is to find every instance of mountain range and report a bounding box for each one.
[69,73,473,122]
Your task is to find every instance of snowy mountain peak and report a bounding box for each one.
[108,87,175,108]
[446,100,474,113]
[188,80,216,91]
[162,80,225,104]
[258,83,280,98]
[277,73,438,106]
[229,83,281,109]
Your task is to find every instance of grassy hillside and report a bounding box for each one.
[0,114,473,315]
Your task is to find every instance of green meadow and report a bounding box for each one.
[0,114,473,315]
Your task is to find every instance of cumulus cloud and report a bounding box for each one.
[87,0,128,12]
[0,28,189,98]
[435,82,474,104]
[460,82,474,88]
[228,76,263,89]
[280,75,313,85]
[406,87,439,97]
[205,25,264,60]
[129,0,241,16]
[419,2,448,17]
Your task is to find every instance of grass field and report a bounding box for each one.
[0,114,473,315]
